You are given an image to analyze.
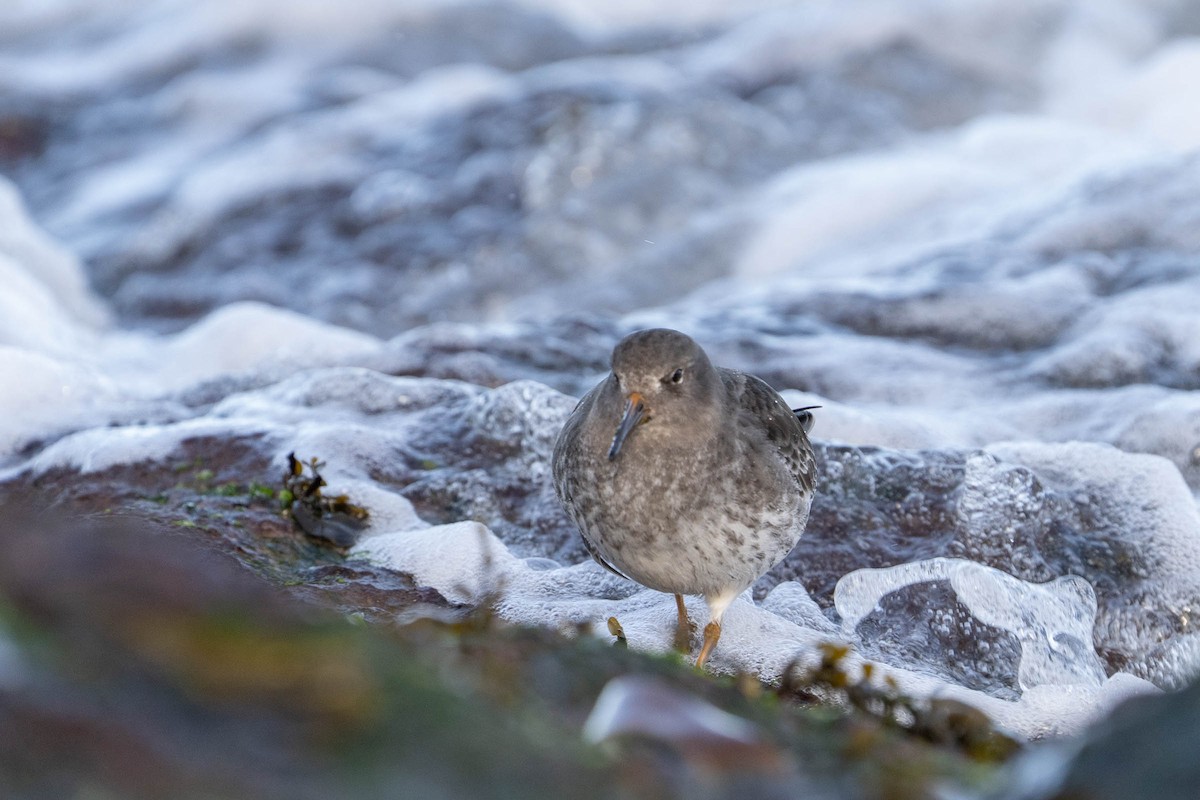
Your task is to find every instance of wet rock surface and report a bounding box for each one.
[8,363,1197,704]
[2,434,455,617]
[302,368,1196,695]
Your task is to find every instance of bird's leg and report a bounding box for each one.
[672,593,693,654]
[695,621,721,668]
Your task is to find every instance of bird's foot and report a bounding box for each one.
[672,616,698,654]
[672,594,697,654]
[695,621,721,669]
[607,616,628,647]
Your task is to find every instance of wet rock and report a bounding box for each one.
[583,675,821,800]
[0,511,612,800]
[384,379,589,564]
[370,316,622,394]
[1046,677,1200,800]
[293,563,465,624]
[585,675,789,771]
[11,358,1197,706]
[0,113,48,162]
[2,432,455,624]
[770,443,1200,692]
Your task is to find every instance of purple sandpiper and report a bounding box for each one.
[553,328,816,667]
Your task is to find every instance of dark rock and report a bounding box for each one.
[1048,678,1200,800]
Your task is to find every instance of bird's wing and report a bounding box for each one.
[721,368,817,495]
[552,382,631,581]
[792,405,818,434]
[580,532,630,580]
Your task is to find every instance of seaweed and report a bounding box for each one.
[778,643,1019,764]
[280,452,370,549]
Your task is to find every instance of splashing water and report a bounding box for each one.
[2,0,1200,743]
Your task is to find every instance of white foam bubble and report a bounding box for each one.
[354,522,519,605]
[0,179,109,352]
[111,302,381,392]
[0,348,116,459]
[761,580,839,634]
[835,558,1107,690]
[736,116,1150,281]
[1058,38,1200,151]
[19,416,265,475]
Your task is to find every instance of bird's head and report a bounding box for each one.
[604,328,720,461]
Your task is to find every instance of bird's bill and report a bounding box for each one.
[607,392,647,461]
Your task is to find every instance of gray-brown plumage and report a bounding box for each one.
[552,328,816,667]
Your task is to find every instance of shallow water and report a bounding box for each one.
[3,0,1200,742]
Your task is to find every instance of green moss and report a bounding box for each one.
[249,481,276,500]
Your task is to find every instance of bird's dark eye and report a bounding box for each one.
[669,368,684,384]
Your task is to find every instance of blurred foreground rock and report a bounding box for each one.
[0,516,605,799]
[1047,678,1200,800]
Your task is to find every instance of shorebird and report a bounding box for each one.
[553,328,816,667]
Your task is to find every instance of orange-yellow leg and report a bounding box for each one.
[695,621,721,668]
[673,593,692,654]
